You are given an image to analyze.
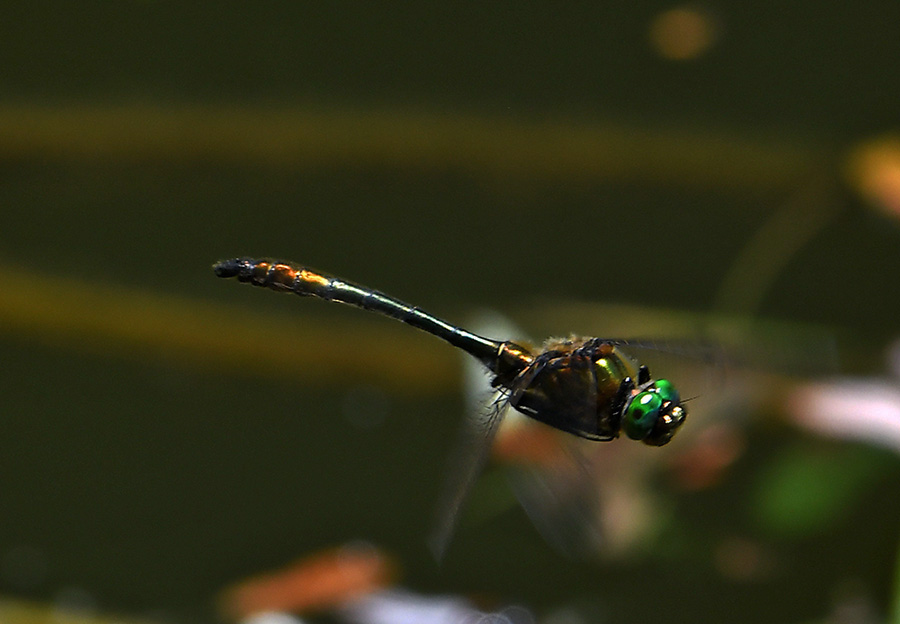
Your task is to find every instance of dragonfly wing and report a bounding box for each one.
[603,334,837,382]
[428,394,509,560]
[502,422,668,560]
[505,430,605,557]
[601,338,730,377]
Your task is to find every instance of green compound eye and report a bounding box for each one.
[624,392,663,440]
[654,379,680,404]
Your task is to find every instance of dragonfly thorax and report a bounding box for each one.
[501,337,687,446]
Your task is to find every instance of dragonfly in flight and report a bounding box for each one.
[213,257,688,555]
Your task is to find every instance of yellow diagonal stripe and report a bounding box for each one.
[0,265,458,395]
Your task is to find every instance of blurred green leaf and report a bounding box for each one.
[752,444,894,537]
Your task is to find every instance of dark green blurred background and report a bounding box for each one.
[2,2,900,623]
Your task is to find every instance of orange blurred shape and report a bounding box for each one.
[847,136,900,219]
[670,424,745,490]
[218,543,397,620]
[714,536,776,582]
[492,419,566,468]
[649,6,720,60]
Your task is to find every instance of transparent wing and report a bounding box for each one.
[503,424,604,557]
[600,338,730,381]
[498,416,672,560]
[428,393,510,560]
[428,310,527,559]
[602,332,837,380]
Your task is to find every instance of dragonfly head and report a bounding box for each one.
[622,379,687,446]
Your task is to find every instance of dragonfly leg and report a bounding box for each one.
[611,376,635,422]
[638,365,651,385]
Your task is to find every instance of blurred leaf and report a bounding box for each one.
[751,444,894,537]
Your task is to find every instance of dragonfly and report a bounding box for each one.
[213,257,688,555]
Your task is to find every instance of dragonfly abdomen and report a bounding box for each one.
[213,258,519,372]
